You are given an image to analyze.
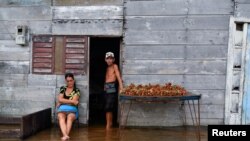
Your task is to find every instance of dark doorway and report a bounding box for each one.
[89,37,121,127]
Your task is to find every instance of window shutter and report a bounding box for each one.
[32,35,54,74]
[64,36,88,75]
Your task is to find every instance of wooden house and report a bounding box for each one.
[1,0,250,127]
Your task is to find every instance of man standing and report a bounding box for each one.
[104,52,123,130]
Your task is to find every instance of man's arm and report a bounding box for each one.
[114,64,123,93]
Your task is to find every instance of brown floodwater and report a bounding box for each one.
[0,125,208,141]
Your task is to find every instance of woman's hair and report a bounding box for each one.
[65,72,74,80]
[65,72,76,90]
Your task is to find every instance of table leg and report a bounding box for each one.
[187,100,201,141]
[119,100,133,129]
[119,101,125,129]
[197,99,201,141]
[180,101,187,125]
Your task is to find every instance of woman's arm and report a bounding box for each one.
[58,94,79,106]
[71,95,79,105]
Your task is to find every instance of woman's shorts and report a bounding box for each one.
[57,104,79,119]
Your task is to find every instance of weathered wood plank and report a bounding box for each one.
[125,0,187,16]
[78,103,88,117]
[65,58,85,63]
[125,104,223,119]
[0,87,55,101]
[0,118,21,124]
[123,60,226,75]
[125,0,233,16]
[123,74,225,90]
[185,104,224,119]
[235,4,250,18]
[66,38,86,43]
[126,118,223,126]
[124,45,227,59]
[123,75,184,87]
[66,48,85,53]
[126,16,185,30]
[125,30,186,45]
[195,118,224,125]
[0,61,29,74]
[189,90,225,105]
[56,75,88,88]
[124,30,228,45]
[0,128,20,138]
[0,40,30,51]
[183,75,226,90]
[33,63,52,69]
[33,36,53,42]
[0,51,29,61]
[52,19,123,35]
[0,21,52,34]
[78,87,89,103]
[28,74,56,86]
[121,103,223,126]
[124,45,185,59]
[0,74,28,87]
[64,69,86,75]
[126,16,230,30]
[0,101,53,115]
[187,30,229,45]
[33,42,53,48]
[186,45,228,59]
[53,6,123,19]
[188,0,233,15]
[0,34,15,40]
[53,0,123,6]
[33,47,53,53]
[33,68,52,74]
[0,7,52,20]
[79,117,88,124]
[236,0,250,3]
[0,0,51,6]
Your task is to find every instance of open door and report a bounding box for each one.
[89,37,121,127]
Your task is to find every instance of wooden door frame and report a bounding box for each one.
[225,16,250,124]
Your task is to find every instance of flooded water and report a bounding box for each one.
[0,125,208,141]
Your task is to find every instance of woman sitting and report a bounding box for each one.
[57,72,80,140]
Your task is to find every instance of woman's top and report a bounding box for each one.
[59,86,80,101]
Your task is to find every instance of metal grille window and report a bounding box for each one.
[32,35,88,75]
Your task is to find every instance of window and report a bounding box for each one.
[32,35,88,75]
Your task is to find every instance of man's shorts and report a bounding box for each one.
[104,82,117,112]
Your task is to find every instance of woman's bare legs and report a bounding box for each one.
[58,113,70,140]
[66,113,76,135]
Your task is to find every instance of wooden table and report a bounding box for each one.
[119,93,201,141]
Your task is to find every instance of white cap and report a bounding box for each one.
[105,52,114,58]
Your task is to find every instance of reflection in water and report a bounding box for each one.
[0,126,207,141]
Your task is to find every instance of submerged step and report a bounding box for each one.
[0,125,21,138]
